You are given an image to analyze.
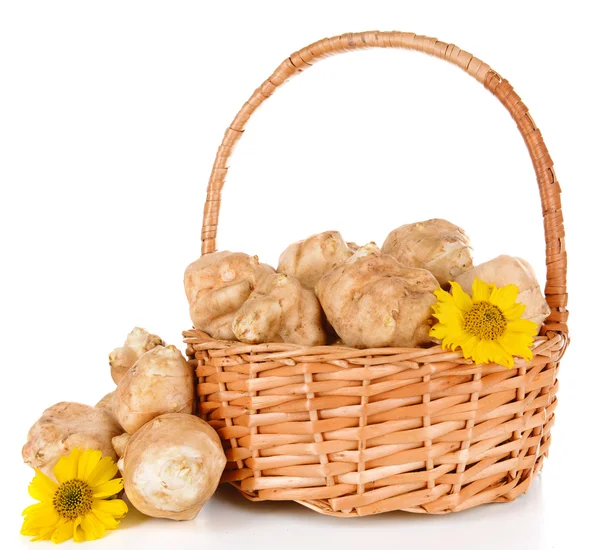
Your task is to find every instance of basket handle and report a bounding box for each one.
[201,31,568,335]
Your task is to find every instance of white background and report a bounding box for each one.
[1,1,598,548]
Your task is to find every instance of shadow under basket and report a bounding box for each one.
[184,30,569,517]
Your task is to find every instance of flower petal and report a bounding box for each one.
[503,302,527,321]
[431,306,464,326]
[21,501,59,529]
[22,501,48,517]
[433,287,453,303]
[442,330,471,352]
[92,509,121,530]
[471,278,493,302]
[28,470,57,502]
[80,512,106,541]
[431,297,464,322]
[430,323,449,340]
[93,498,128,519]
[460,336,479,359]
[20,525,37,537]
[472,339,492,365]
[431,322,467,349]
[29,525,56,541]
[87,456,119,487]
[51,520,74,544]
[22,522,55,541]
[54,447,81,483]
[78,449,103,483]
[487,340,514,368]
[40,525,58,540]
[73,517,85,543]
[498,331,534,361]
[93,478,124,499]
[449,281,473,312]
[506,318,538,336]
[489,284,519,311]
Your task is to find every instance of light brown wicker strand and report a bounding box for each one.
[354,373,371,505]
[530,370,555,466]
[450,371,482,495]
[537,366,558,468]
[509,364,527,480]
[200,30,568,336]
[194,347,207,418]
[304,369,334,488]
[421,373,434,491]
[248,365,261,485]
[216,358,243,471]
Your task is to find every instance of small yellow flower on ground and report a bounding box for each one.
[21,448,128,543]
[430,277,538,368]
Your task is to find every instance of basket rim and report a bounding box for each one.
[184,328,566,368]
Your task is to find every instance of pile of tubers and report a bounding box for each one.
[22,218,551,527]
[184,218,550,349]
[23,328,227,522]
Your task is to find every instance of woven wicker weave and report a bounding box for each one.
[185,31,568,517]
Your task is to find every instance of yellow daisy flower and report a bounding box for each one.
[21,448,127,544]
[430,277,538,368]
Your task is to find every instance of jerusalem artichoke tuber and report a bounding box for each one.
[114,345,194,434]
[277,231,356,289]
[109,327,164,384]
[315,246,439,348]
[184,251,274,339]
[453,255,551,329]
[118,413,226,521]
[22,402,123,478]
[382,219,473,288]
[232,273,326,345]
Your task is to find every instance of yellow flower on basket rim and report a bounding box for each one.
[21,448,127,544]
[430,277,538,368]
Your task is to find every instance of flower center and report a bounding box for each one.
[52,479,93,520]
[463,302,507,340]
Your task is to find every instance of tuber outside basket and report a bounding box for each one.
[184,31,569,517]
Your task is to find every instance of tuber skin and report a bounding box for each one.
[184,251,274,339]
[232,273,327,345]
[382,219,473,288]
[114,345,195,434]
[347,241,380,262]
[95,391,115,413]
[95,391,119,425]
[109,327,164,384]
[118,413,226,521]
[112,433,131,458]
[23,402,123,478]
[346,242,361,253]
[277,231,356,289]
[453,255,551,330]
[315,246,439,348]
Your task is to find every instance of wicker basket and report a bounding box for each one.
[184,31,569,517]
